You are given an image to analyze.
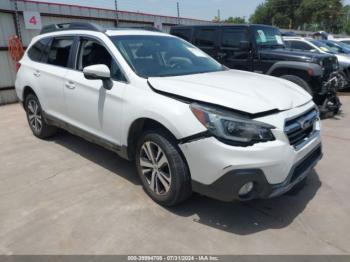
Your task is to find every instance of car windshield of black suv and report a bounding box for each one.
[253,26,285,49]
[111,35,224,78]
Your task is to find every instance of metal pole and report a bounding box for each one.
[12,0,22,41]
[217,9,221,22]
[177,2,180,25]
[114,0,119,27]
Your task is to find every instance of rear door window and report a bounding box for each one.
[172,29,192,42]
[194,28,217,47]
[27,38,51,62]
[221,29,247,48]
[47,38,74,67]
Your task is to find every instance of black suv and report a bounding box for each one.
[170,24,342,114]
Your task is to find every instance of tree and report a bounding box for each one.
[249,0,345,33]
[225,16,246,24]
[249,3,271,25]
[212,16,246,24]
[212,15,220,23]
[296,0,343,33]
[250,0,302,29]
[340,5,350,34]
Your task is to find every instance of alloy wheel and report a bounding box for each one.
[139,141,172,195]
[27,99,42,133]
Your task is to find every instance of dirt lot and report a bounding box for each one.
[0,96,350,255]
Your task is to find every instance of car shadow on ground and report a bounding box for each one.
[52,130,140,185]
[168,169,321,235]
[328,110,346,121]
[51,130,321,236]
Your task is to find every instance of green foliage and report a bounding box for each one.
[249,0,347,33]
[225,16,246,24]
[250,0,302,29]
[250,4,271,25]
[212,16,220,23]
[297,0,343,33]
[213,16,246,24]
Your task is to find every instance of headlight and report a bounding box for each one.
[190,103,275,146]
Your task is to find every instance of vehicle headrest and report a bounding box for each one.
[136,44,158,57]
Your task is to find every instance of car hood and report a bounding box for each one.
[260,48,332,62]
[336,54,350,66]
[148,70,312,115]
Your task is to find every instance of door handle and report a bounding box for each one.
[33,70,40,77]
[65,81,76,89]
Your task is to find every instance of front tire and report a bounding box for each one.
[280,75,313,95]
[24,93,57,139]
[135,130,192,206]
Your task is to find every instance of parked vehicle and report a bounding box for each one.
[170,24,342,114]
[16,22,322,206]
[333,38,350,46]
[284,37,350,90]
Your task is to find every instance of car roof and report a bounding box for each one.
[105,29,171,37]
[38,22,171,38]
[34,28,174,42]
[283,36,315,41]
[334,38,350,41]
[171,24,277,29]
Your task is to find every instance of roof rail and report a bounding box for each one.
[115,26,162,32]
[40,22,106,34]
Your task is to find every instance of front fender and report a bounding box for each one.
[267,61,323,77]
[121,89,206,146]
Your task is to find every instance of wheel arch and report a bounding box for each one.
[267,61,322,80]
[126,117,179,161]
[22,86,36,102]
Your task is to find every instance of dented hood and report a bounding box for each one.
[148,70,312,115]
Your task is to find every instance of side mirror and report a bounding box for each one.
[83,64,113,90]
[239,41,250,51]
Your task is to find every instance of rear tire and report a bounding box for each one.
[24,93,57,139]
[135,130,192,206]
[280,75,313,95]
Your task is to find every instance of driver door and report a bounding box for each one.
[63,37,128,146]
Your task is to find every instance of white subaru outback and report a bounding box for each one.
[15,23,322,206]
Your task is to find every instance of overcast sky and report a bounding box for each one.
[33,0,350,21]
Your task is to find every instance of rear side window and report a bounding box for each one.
[27,38,51,62]
[194,28,217,46]
[47,38,74,67]
[172,29,192,42]
[221,29,247,48]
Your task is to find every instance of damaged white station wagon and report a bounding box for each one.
[15,23,322,206]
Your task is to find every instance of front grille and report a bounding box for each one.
[284,108,318,148]
[290,146,322,183]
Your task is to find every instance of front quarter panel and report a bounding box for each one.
[121,80,206,146]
